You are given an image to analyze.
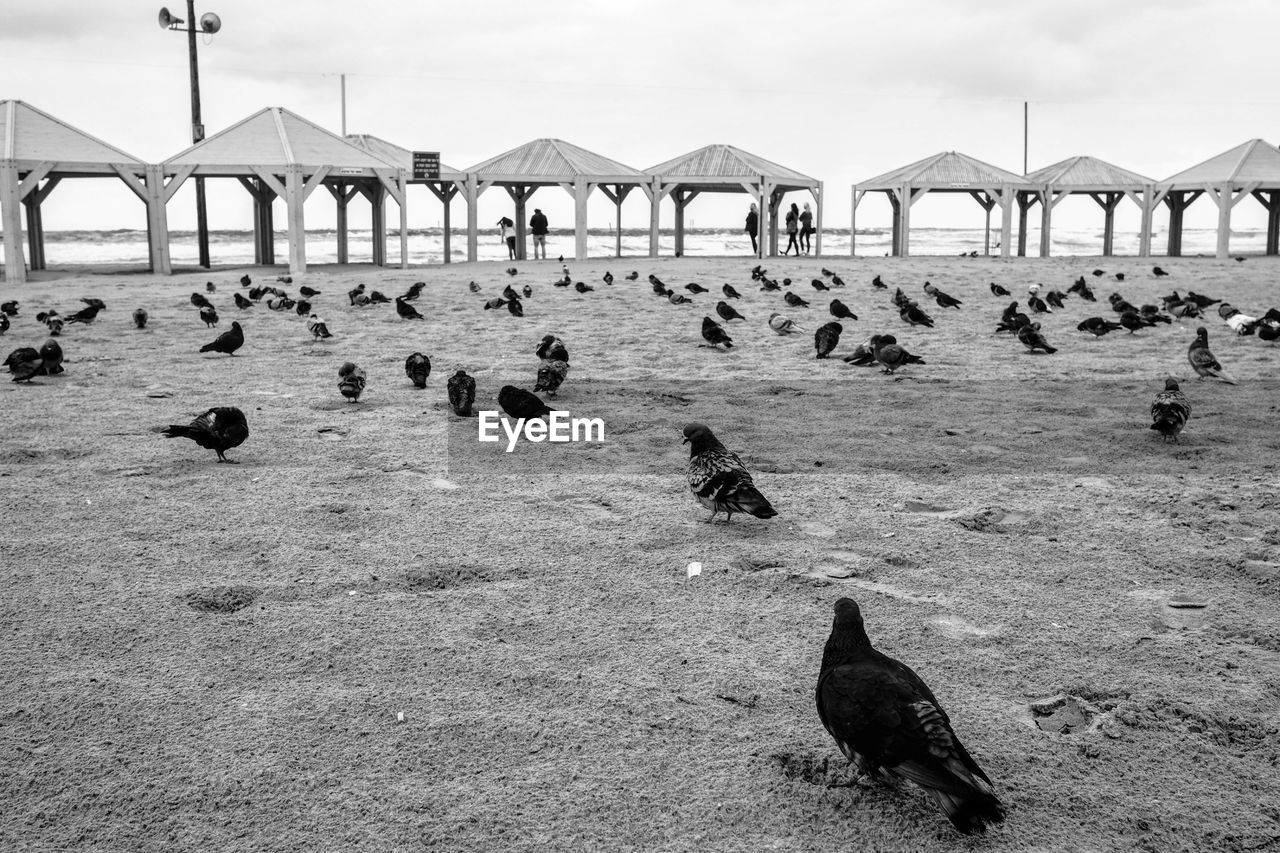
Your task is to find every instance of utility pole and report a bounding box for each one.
[341,74,347,136]
[1023,101,1029,174]
[186,0,209,268]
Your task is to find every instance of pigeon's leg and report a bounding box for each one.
[704,509,719,523]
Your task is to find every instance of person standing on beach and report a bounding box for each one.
[745,204,760,254]
[783,203,801,256]
[799,202,814,255]
[529,209,549,260]
[499,216,516,260]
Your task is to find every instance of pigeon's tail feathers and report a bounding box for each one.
[1041,344,1058,354]
[160,424,197,441]
[931,783,1007,835]
[198,342,217,353]
[710,480,777,519]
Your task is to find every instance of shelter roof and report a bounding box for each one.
[647,144,817,187]
[1160,138,1280,186]
[465,138,646,183]
[1026,155,1153,188]
[345,134,465,181]
[1,99,144,174]
[858,151,1032,190]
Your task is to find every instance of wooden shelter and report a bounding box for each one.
[1156,139,1280,257]
[852,152,1036,257]
[1019,156,1156,257]
[161,107,408,274]
[1,100,163,283]
[645,145,822,258]
[346,134,466,264]
[461,139,647,262]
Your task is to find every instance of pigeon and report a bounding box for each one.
[0,313,10,334]
[265,295,292,311]
[1256,319,1280,343]
[1188,327,1235,384]
[483,298,507,311]
[1092,269,1105,277]
[811,278,831,291]
[829,299,857,321]
[1118,310,1154,333]
[80,298,107,310]
[682,423,777,523]
[784,292,810,308]
[535,358,570,393]
[239,275,251,287]
[124,308,146,330]
[1109,293,1138,315]
[759,278,781,292]
[248,286,267,301]
[447,370,476,415]
[871,275,887,289]
[396,297,425,320]
[995,302,1030,334]
[190,292,213,310]
[989,282,1010,297]
[750,265,765,281]
[924,282,962,309]
[295,300,312,317]
[1016,321,1057,354]
[234,293,252,310]
[891,288,914,309]
[716,301,745,323]
[1151,378,1190,442]
[38,312,63,336]
[821,267,836,277]
[768,313,803,335]
[405,352,431,388]
[842,337,877,366]
[158,407,250,463]
[507,297,525,317]
[1139,305,1172,325]
[536,335,569,363]
[502,284,520,302]
[522,285,533,298]
[368,290,391,305]
[899,303,934,328]
[498,385,553,421]
[816,598,1005,835]
[575,281,595,293]
[277,276,293,284]
[815,321,842,358]
[505,267,518,277]
[669,292,692,305]
[651,279,669,297]
[1026,294,1050,314]
[1077,317,1123,337]
[1184,291,1220,309]
[338,362,366,402]
[64,304,102,325]
[199,321,244,356]
[557,255,564,264]
[299,286,320,298]
[4,347,44,382]
[348,284,366,305]
[723,283,742,300]
[686,283,708,294]
[625,271,639,281]
[199,305,219,327]
[873,335,925,375]
[1153,266,1169,277]
[306,314,333,340]
[603,272,614,285]
[204,281,216,293]
[1068,278,1097,301]
[1045,291,1067,310]
[831,274,847,288]
[700,317,734,349]
[1,301,18,316]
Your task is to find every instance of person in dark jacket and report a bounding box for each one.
[783,203,800,256]
[529,209,549,259]
[799,202,815,254]
[745,203,760,254]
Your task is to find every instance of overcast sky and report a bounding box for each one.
[3,0,1277,234]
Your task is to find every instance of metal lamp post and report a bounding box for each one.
[159,3,220,269]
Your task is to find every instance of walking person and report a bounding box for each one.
[799,202,814,255]
[745,203,760,254]
[783,202,800,256]
[529,208,549,259]
[498,216,516,260]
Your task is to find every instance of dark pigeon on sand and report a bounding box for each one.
[1016,321,1057,354]
[989,282,1010,297]
[133,308,148,329]
[299,286,320,298]
[723,283,742,300]
[234,292,252,310]
[158,407,249,463]
[784,291,810,308]
[306,314,333,340]
[199,305,219,327]
[816,598,1005,835]
[199,321,244,356]
[871,275,887,289]
[65,303,102,324]
[405,352,431,388]
[1,301,18,317]
[815,321,842,358]
[873,335,925,375]
[498,385,553,421]
[1077,316,1123,337]
[191,292,213,310]
[337,362,367,402]
[1188,327,1235,384]
[924,282,962,309]
[396,296,425,320]
[4,347,44,382]
[1151,378,1190,443]
[701,316,734,349]
[811,278,830,291]
[447,370,476,415]
[682,423,777,523]
[1153,266,1169,277]
[686,282,708,294]
[829,299,857,321]
[39,340,63,375]
[716,301,745,322]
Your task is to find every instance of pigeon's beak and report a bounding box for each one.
[681,436,689,445]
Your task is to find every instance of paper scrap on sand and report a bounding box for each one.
[432,479,459,491]
[687,562,702,578]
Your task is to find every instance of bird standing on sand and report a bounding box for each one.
[65,303,102,325]
[575,281,595,294]
[829,299,857,321]
[299,285,320,298]
[1016,321,1057,354]
[1188,327,1235,384]
[811,278,831,292]
[899,303,934,328]
[1151,379,1190,442]
[158,407,249,463]
[723,283,742,300]
[447,369,476,415]
[396,297,425,320]
[701,316,734,349]
[816,598,1005,835]
[682,422,778,523]
[348,284,366,305]
[716,301,745,323]
[768,313,803,335]
[405,352,431,388]
[815,322,842,358]
[133,308,148,329]
[1077,317,1123,337]
[338,362,367,402]
[873,335,925,375]
[234,293,252,310]
[4,347,44,382]
[1153,266,1169,277]
[842,337,878,366]
[686,282,708,294]
[785,291,810,308]
[0,301,17,317]
[38,340,63,375]
[989,282,1010,297]
[924,282,962,309]
[199,305,219,327]
[199,321,244,356]
[871,275,887,289]
[669,292,692,305]
[507,297,524,317]
[535,335,570,395]
[306,314,333,340]
[499,385,553,421]
[191,292,213,310]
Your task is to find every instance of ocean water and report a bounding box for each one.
[1,226,1269,268]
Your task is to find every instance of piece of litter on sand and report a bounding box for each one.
[687,562,702,578]
[396,711,405,723]
[431,479,459,491]
[347,590,357,596]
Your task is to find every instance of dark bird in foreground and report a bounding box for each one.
[159,407,249,463]
[924,282,962,309]
[405,352,431,388]
[899,303,934,327]
[536,335,569,363]
[447,369,476,415]
[38,340,63,375]
[191,292,213,310]
[295,299,311,317]
[395,296,425,320]
[1016,321,1057,354]
[1045,290,1067,310]
[815,321,842,358]
[368,290,391,305]
[682,423,777,523]
[829,299,857,321]
[1077,317,1123,337]
[133,308,148,329]
[5,347,44,382]
[199,321,244,356]
[1151,378,1190,442]
[989,282,1010,297]
[498,385,553,421]
[716,300,745,322]
[575,281,595,294]
[723,283,742,300]
[701,316,734,349]
[1188,327,1235,384]
[234,292,252,310]
[831,274,847,287]
[816,598,1005,835]
[1153,265,1169,277]
[507,297,524,317]
[0,301,17,317]
[337,362,367,402]
[65,304,102,324]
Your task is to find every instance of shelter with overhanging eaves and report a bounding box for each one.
[1019,156,1156,257]
[1,99,165,283]
[161,107,408,274]
[346,134,466,264]
[852,152,1037,257]
[645,145,822,258]
[1156,139,1280,258]
[461,139,648,262]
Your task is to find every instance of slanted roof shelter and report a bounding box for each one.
[461,139,648,262]
[852,152,1038,257]
[162,107,408,274]
[1156,139,1280,257]
[346,134,466,264]
[646,145,822,258]
[1,100,160,283]
[1020,156,1156,257]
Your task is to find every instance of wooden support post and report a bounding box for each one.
[1215,184,1232,259]
[142,165,172,274]
[999,187,1013,258]
[899,183,914,257]
[888,191,901,257]
[21,192,42,270]
[465,175,480,263]
[1139,185,1156,258]
[1254,189,1280,255]
[574,179,590,261]
[1,161,27,283]
[504,183,533,262]
[673,189,686,256]
[1090,192,1122,257]
[645,179,661,258]
[1015,191,1031,257]
[285,164,306,274]
[850,185,857,257]
[758,183,768,260]
[813,182,823,256]
[326,183,357,264]
[442,183,454,264]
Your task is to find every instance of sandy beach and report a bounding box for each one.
[2,254,1279,851]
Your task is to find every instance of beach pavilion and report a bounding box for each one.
[1156,139,1280,257]
[346,134,466,264]
[851,151,1037,258]
[1,100,165,283]
[461,139,648,262]
[1019,156,1156,257]
[160,107,408,274]
[644,144,822,258]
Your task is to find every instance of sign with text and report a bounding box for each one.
[412,151,441,181]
